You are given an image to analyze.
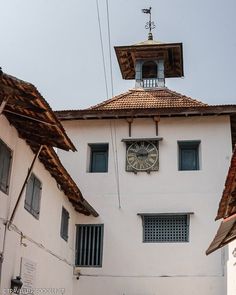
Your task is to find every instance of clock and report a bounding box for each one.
[126,141,159,172]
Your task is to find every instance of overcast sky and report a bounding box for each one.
[0,0,236,110]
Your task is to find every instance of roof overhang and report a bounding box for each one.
[206,214,236,255]
[0,72,76,151]
[207,147,236,254]
[56,105,236,121]
[114,42,184,79]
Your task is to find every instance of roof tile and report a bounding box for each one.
[88,88,208,111]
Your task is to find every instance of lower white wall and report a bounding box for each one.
[227,240,236,295]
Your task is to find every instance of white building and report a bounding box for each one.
[0,72,98,294]
[56,35,236,295]
[207,147,236,295]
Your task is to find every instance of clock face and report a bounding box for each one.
[126,141,159,171]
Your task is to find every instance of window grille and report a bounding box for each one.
[0,139,12,194]
[76,224,104,267]
[143,214,189,243]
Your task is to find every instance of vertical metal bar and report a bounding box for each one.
[83,226,87,266]
[95,226,100,266]
[91,226,95,266]
[126,118,133,137]
[87,226,91,265]
[153,116,160,136]
[78,226,83,265]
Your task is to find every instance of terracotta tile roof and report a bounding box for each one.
[88,88,208,111]
[0,71,76,151]
[216,146,236,220]
[206,147,236,254]
[0,70,98,216]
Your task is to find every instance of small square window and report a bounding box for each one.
[178,141,200,171]
[75,224,104,267]
[0,139,12,194]
[60,207,69,241]
[89,144,108,173]
[142,214,190,243]
[24,174,42,219]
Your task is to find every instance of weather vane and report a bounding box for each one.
[142,7,155,40]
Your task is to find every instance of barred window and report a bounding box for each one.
[142,214,190,243]
[75,224,104,267]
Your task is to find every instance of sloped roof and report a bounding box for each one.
[206,147,236,255]
[216,147,236,220]
[88,88,208,110]
[0,70,98,216]
[0,71,76,151]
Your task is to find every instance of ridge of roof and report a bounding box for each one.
[87,88,208,111]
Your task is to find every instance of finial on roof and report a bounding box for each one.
[142,7,155,40]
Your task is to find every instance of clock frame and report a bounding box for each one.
[126,140,159,172]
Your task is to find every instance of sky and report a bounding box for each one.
[0,0,236,110]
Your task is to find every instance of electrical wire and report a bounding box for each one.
[79,273,224,278]
[0,218,75,268]
[106,0,114,96]
[110,120,121,208]
[96,0,109,99]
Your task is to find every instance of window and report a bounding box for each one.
[75,224,104,267]
[24,174,42,219]
[89,144,108,173]
[142,61,157,78]
[60,207,69,241]
[142,214,189,243]
[0,139,12,194]
[178,141,200,171]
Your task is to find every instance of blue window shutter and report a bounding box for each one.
[32,177,41,219]
[0,141,12,193]
[89,144,109,173]
[60,207,69,241]
[25,174,42,219]
[92,152,107,172]
[181,149,197,170]
[178,141,200,171]
[25,175,34,210]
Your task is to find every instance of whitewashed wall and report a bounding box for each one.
[0,115,89,294]
[58,115,232,295]
[226,240,236,294]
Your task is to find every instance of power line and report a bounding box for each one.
[96,0,109,99]
[110,120,121,208]
[106,0,114,96]
[0,218,75,268]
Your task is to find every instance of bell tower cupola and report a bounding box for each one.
[114,7,184,89]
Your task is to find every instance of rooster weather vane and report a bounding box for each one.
[142,7,155,40]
